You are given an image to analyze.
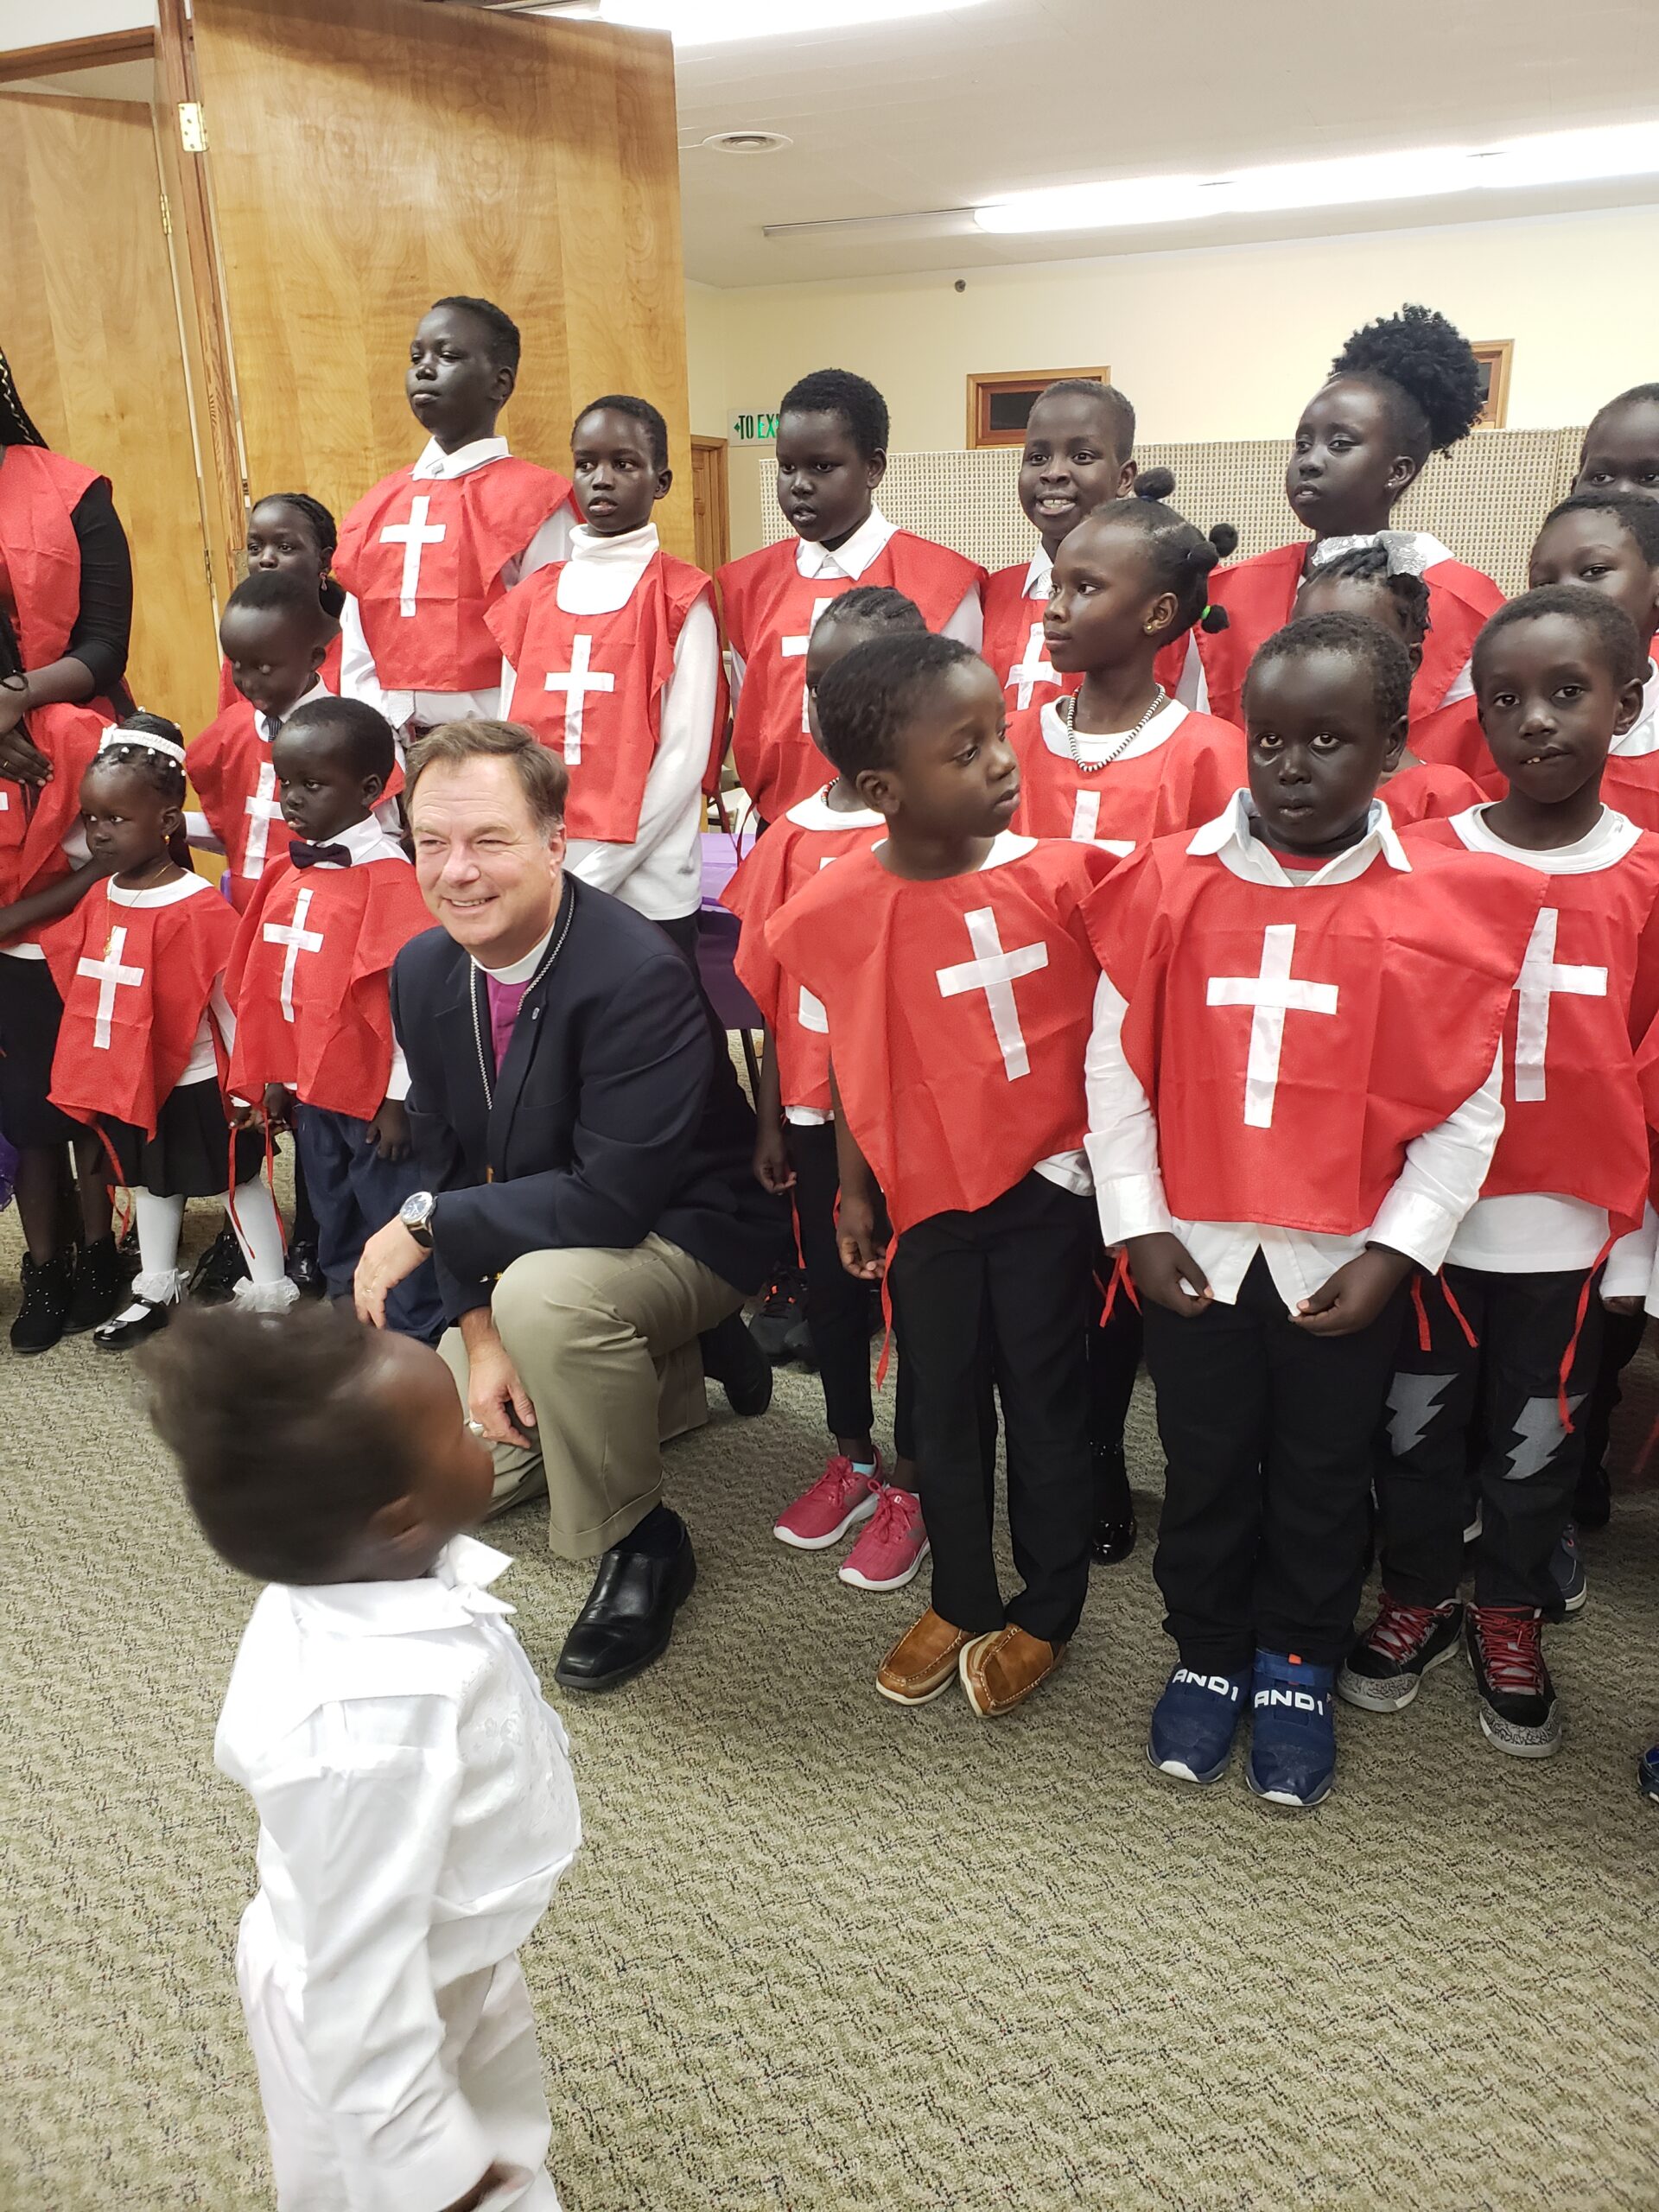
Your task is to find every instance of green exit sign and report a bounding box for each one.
[729,409,779,444]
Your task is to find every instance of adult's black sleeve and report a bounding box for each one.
[64,480,133,697]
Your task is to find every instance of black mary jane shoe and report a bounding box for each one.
[92,1295,176,1353]
[62,1235,127,1335]
[1090,1515,1139,1566]
[700,1310,772,1417]
[287,1242,327,1300]
[554,1528,697,1693]
[188,1223,250,1306]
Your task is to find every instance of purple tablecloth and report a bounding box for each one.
[698,828,762,1031]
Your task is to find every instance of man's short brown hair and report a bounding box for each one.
[404,719,568,830]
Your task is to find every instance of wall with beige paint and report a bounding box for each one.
[695,200,1659,556]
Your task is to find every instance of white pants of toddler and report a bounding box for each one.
[237,1894,562,2209]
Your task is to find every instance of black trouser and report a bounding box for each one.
[1579,1305,1647,1479]
[1378,1262,1605,1617]
[1143,1249,1408,1670]
[789,1119,914,1457]
[653,911,702,963]
[889,1173,1095,1645]
[1088,1262,1141,1523]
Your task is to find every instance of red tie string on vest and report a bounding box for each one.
[90,1121,132,1247]
[224,1119,289,1261]
[1099,1246,1139,1325]
[873,1230,899,1391]
[1555,1235,1618,1436]
[1412,1269,1480,1356]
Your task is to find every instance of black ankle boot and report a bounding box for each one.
[10,1249,77,1355]
[62,1235,127,1335]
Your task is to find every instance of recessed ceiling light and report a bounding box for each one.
[975,121,1659,234]
[701,130,792,154]
[596,0,991,41]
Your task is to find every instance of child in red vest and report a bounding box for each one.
[718,369,984,823]
[214,493,344,714]
[44,724,293,1349]
[1341,588,1659,1757]
[726,588,931,1593]
[1085,611,1542,1808]
[982,378,1137,714]
[334,297,574,740]
[769,633,1114,1717]
[490,395,723,956]
[1165,306,1500,728]
[226,698,442,1340]
[188,571,336,912]
[1294,544,1489,817]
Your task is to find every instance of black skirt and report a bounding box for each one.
[0,953,85,1148]
[100,1078,264,1200]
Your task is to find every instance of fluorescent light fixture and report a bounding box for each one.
[597,0,991,41]
[975,121,1659,234]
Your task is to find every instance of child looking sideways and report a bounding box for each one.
[146,1301,581,2211]
[726,588,929,1593]
[769,633,1113,1718]
[982,378,1137,713]
[1343,588,1659,1758]
[718,368,983,823]
[1084,612,1542,1809]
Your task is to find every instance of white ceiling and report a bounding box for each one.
[654,0,1659,286]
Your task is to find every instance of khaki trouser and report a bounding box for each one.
[438,1234,744,1559]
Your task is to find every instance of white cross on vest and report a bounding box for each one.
[1068,790,1134,855]
[936,905,1050,1080]
[1513,906,1607,1104]
[380,495,448,619]
[1007,620,1056,710]
[243,760,284,877]
[781,596,836,734]
[76,925,144,1051]
[1206,922,1339,1129]
[263,887,325,1024]
[543,634,615,766]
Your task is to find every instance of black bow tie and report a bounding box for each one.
[289,839,353,870]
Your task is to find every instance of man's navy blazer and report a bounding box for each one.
[391,878,786,1323]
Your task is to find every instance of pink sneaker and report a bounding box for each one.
[839,1485,930,1592]
[773,1453,883,1550]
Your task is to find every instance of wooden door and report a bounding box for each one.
[690,435,730,576]
[187,0,696,560]
[0,91,221,734]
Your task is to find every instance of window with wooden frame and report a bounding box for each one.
[967,368,1110,448]
[1471,341,1513,430]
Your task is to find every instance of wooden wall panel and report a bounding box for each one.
[0,92,221,734]
[190,0,696,561]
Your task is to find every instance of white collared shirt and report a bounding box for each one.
[1611,659,1659,760]
[339,437,574,734]
[104,870,236,1084]
[1019,544,1054,602]
[1440,802,1656,1291]
[306,812,420,1098]
[1084,793,1505,1309]
[215,1535,581,2211]
[499,520,720,921]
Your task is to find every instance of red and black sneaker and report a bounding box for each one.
[1338,1594,1463,1713]
[1466,1605,1560,1758]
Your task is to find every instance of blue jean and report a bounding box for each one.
[293,1103,447,1342]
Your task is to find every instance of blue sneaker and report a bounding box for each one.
[1639,1743,1659,1804]
[1147,1662,1248,1784]
[1550,1522,1587,1616]
[1247,1649,1338,1809]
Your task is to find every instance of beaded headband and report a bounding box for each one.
[99,725,187,766]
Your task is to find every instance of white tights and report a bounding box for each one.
[120,1178,291,1314]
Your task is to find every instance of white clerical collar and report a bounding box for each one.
[569,519,659,566]
[785,785,884,830]
[473,916,557,984]
[1039,695,1189,765]
[1022,544,1054,599]
[797,505,897,582]
[1189,791,1410,885]
[107,871,214,910]
[412,435,510,481]
[1611,661,1659,759]
[1449,800,1643,874]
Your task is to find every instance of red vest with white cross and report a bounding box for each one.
[717,532,985,823]
[334,458,573,693]
[982,561,1077,715]
[1009,702,1243,851]
[1085,830,1545,1235]
[44,874,237,1138]
[1410,815,1659,1229]
[767,835,1116,1231]
[226,855,433,1119]
[486,551,718,842]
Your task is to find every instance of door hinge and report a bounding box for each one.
[179,102,207,153]
[159,189,172,238]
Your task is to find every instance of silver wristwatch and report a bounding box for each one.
[399,1191,437,1249]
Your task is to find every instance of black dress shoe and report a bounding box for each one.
[747,1266,806,1363]
[10,1249,75,1355]
[555,1528,697,1692]
[1090,1515,1138,1566]
[188,1223,249,1306]
[700,1310,772,1416]
[287,1242,327,1300]
[62,1235,126,1335]
[93,1294,175,1352]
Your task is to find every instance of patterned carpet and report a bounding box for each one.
[3,1205,1657,2212]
